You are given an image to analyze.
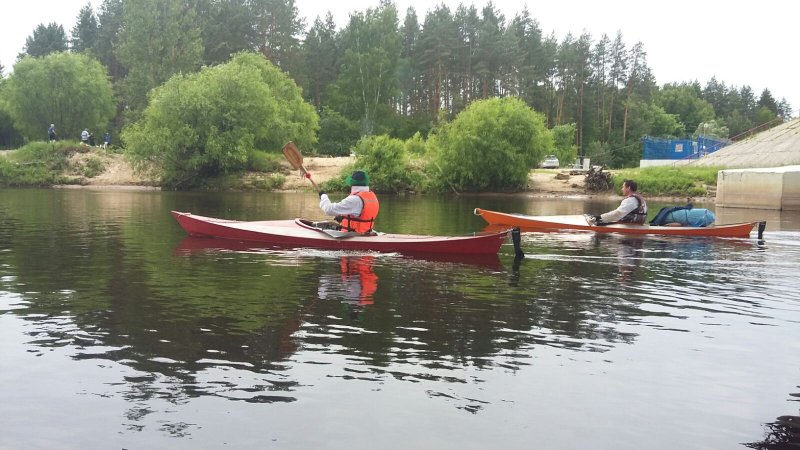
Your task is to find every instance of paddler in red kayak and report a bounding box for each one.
[319,170,380,233]
[590,179,647,225]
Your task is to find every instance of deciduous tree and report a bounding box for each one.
[117,0,203,115]
[655,83,714,135]
[2,52,114,141]
[122,53,318,187]
[428,97,552,191]
[329,3,401,136]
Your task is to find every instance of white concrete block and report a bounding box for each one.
[716,166,800,210]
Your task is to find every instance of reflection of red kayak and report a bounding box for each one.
[172,211,508,255]
[174,236,503,271]
[474,208,763,238]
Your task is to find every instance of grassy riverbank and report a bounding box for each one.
[613,166,722,197]
[1,141,722,197]
[0,141,85,186]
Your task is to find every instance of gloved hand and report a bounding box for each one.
[592,215,608,226]
[334,215,343,222]
[319,190,325,198]
[304,172,312,179]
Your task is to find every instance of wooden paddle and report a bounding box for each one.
[282,141,320,193]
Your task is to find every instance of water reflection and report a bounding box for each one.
[174,236,504,270]
[613,236,644,284]
[745,386,800,449]
[319,255,378,313]
[3,190,800,448]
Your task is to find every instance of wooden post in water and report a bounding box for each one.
[511,228,524,259]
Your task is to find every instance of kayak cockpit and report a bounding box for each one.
[294,218,379,239]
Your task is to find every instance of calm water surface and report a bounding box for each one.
[1,188,799,449]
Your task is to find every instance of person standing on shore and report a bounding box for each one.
[590,179,647,225]
[80,128,90,146]
[102,131,111,149]
[48,124,57,142]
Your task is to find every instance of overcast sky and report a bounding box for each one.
[2,0,797,115]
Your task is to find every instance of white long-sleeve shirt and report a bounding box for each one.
[319,185,371,217]
[600,196,641,223]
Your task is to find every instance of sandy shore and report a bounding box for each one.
[45,151,712,202]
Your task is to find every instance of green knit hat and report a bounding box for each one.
[346,170,369,186]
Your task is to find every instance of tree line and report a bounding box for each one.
[0,0,794,168]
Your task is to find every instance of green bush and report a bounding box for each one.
[387,114,434,140]
[82,156,105,178]
[551,123,578,167]
[428,97,553,191]
[247,150,284,172]
[123,52,318,189]
[0,105,24,149]
[321,174,352,193]
[253,174,286,190]
[404,132,426,155]
[585,140,612,168]
[317,109,360,156]
[322,134,422,194]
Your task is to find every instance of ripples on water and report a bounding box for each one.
[2,193,800,448]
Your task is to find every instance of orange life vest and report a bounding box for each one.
[340,191,379,233]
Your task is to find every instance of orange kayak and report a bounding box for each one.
[474,208,763,238]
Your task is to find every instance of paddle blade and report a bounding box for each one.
[282,141,303,170]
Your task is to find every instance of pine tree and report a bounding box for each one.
[70,3,99,54]
[251,0,305,74]
[22,23,68,58]
[302,13,340,111]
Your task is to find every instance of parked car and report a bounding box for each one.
[540,155,559,169]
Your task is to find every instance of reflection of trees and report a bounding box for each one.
[1,189,771,413]
[299,250,648,370]
[5,226,660,376]
[9,222,757,380]
[1,193,310,416]
[744,387,800,449]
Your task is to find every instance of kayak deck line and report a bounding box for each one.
[474,208,765,239]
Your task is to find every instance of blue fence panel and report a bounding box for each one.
[642,137,695,160]
[642,136,729,160]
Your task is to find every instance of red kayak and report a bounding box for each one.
[474,208,764,238]
[172,211,509,255]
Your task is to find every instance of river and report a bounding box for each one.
[1,188,799,449]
